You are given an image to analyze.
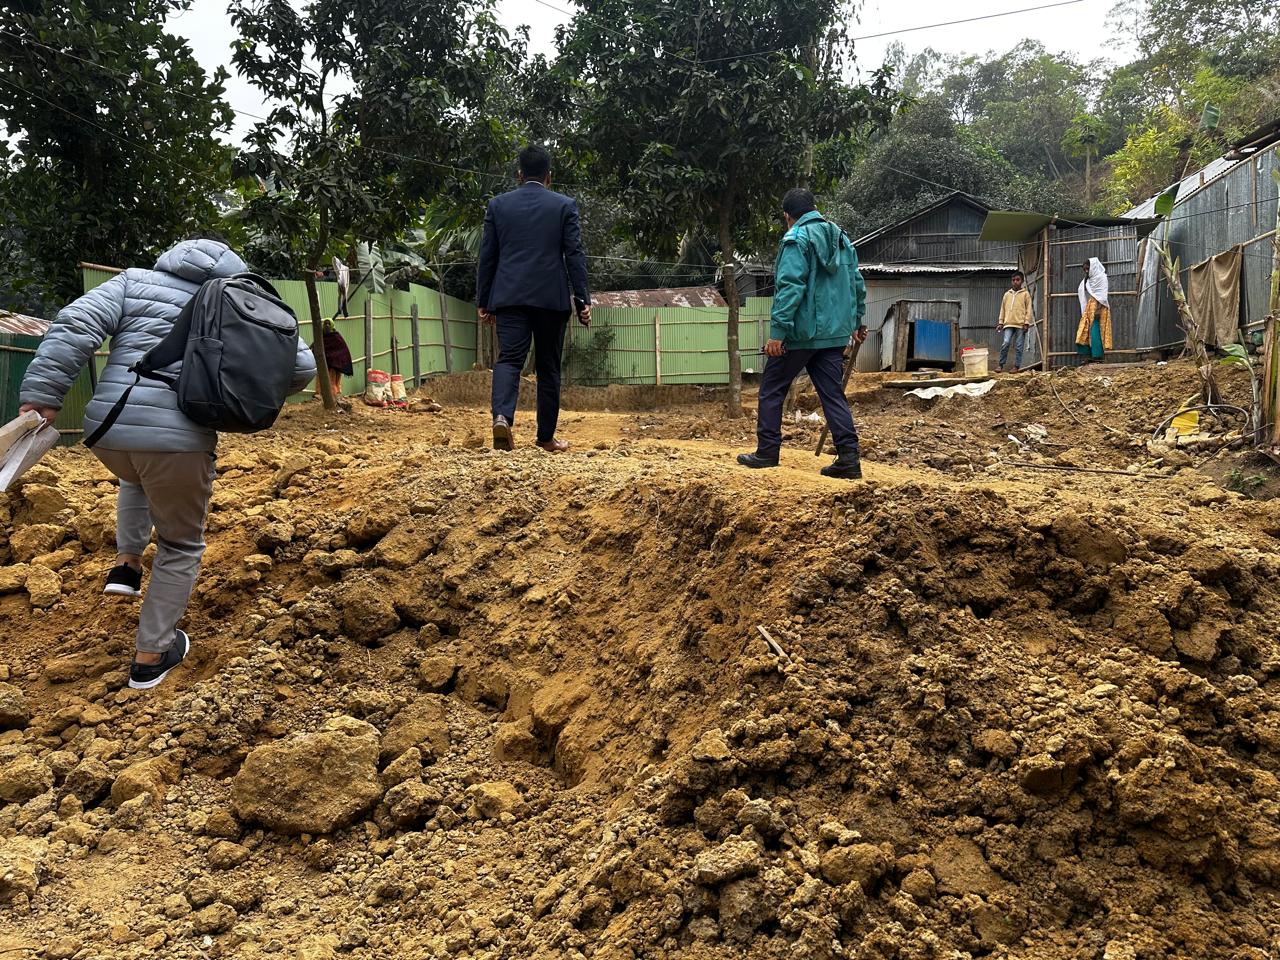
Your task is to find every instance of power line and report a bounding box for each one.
[694,0,1087,64]
[6,21,1275,282]
[529,0,701,66]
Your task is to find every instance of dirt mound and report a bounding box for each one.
[1,381,1280,959]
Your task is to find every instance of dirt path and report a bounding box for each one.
[1,368,1279,959]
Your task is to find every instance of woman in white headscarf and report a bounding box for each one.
[1075,257,1111,362]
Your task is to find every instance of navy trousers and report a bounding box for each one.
[756,346,859,457]
[492,306,570,443]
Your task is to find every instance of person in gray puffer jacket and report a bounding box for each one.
[19,236,316,690]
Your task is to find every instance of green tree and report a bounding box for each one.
[1111,0,1280,88]
[0,0,233,305]
[558,0,892,416]
[1100,65,1277,211]
[941,42,1094,182]
[1062,112,1108,207]
[827,95,1074,239]
[228,0,518,409]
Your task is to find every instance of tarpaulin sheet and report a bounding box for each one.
[1187,246,1243,347]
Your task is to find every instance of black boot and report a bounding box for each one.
[737,451,779,469]
[821,445,862,480]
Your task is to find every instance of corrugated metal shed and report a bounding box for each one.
[840,194,1025,370]
[855,273,1028,372]
[593,286,726,308]
[855,192,1021,266]
[1130,135,1280,350]
[0,312,50,336]
[861,263,1013,275]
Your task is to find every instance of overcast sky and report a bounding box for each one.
[169,0,1131,144]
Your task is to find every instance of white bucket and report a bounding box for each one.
[961,347,989,377]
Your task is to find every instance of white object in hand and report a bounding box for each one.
[0,414,59,492]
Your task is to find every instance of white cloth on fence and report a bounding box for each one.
[1077,256,1110,315]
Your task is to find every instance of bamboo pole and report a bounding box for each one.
[1265,173,1280,445]
[363,299,374,382]
[440,292,454,374]
[653,311,662,386]
[389,302,399,376]
[1042,228,1052,369]
[410,303,422,387]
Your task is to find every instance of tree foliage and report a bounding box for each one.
[0,0,233,305]
[826,95,1072,239]
[227,0,521,406]
[557,0,895,414]
[854,3,1280,226]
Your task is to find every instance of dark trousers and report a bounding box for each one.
[492,306,570,443]
[756,346,859,457]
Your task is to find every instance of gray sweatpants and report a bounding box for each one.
[92,449,216,653]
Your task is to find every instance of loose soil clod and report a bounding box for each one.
[1,360,1279,959]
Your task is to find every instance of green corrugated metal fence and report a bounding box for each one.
[1,331,98,445]
[79,268,476,404]
[5,267,753,433]
[563,297,775,385]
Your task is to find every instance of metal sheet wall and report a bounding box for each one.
[1135,143,1280,352]
[855,275,1025,371]
[1048,226,1141,368]
[561,297,775,386]
[858,200,1022,266]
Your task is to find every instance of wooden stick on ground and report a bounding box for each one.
[756,625,792,663]
[1000,459,1155,479]
[814,337,864,456]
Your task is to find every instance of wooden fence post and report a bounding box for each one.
[363,298,373,384]
[410,302,422,387]
[440,291,454,374]
[389,302,399,376]
[1043,227,1053,367]
[653,310,662,385]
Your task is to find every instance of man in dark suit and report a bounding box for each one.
[477,144,591,452]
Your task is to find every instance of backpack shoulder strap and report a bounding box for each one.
[83,373,139,449]
[136,285,201,378]
[85,283,203,449]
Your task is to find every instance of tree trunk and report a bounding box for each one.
[719,197,743,418]
[308,206,339,411]
[1084,149,1093,206]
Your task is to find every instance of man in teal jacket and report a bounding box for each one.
[738,188,867,479]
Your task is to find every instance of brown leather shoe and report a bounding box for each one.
[535,438,569,452]
[492,416,513,451]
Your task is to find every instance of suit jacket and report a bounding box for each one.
[476,182,590,313]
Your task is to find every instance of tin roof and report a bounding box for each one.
[859,262,1014,275]
[853,192,992,248]
[593,286,726,308]
[0,311,50,337]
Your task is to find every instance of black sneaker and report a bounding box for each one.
[129,630,190,691]
[104,563,143,597]
[737,452,779,469]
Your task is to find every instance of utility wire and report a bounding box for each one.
[9,21,1273,239]
[4,21,1276,280]
[696,0,1086,63]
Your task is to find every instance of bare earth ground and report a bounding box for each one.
[2,361,1280,960]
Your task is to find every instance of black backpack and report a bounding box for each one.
[85,274,300,448]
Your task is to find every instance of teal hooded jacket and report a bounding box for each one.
[769,211,866,350]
